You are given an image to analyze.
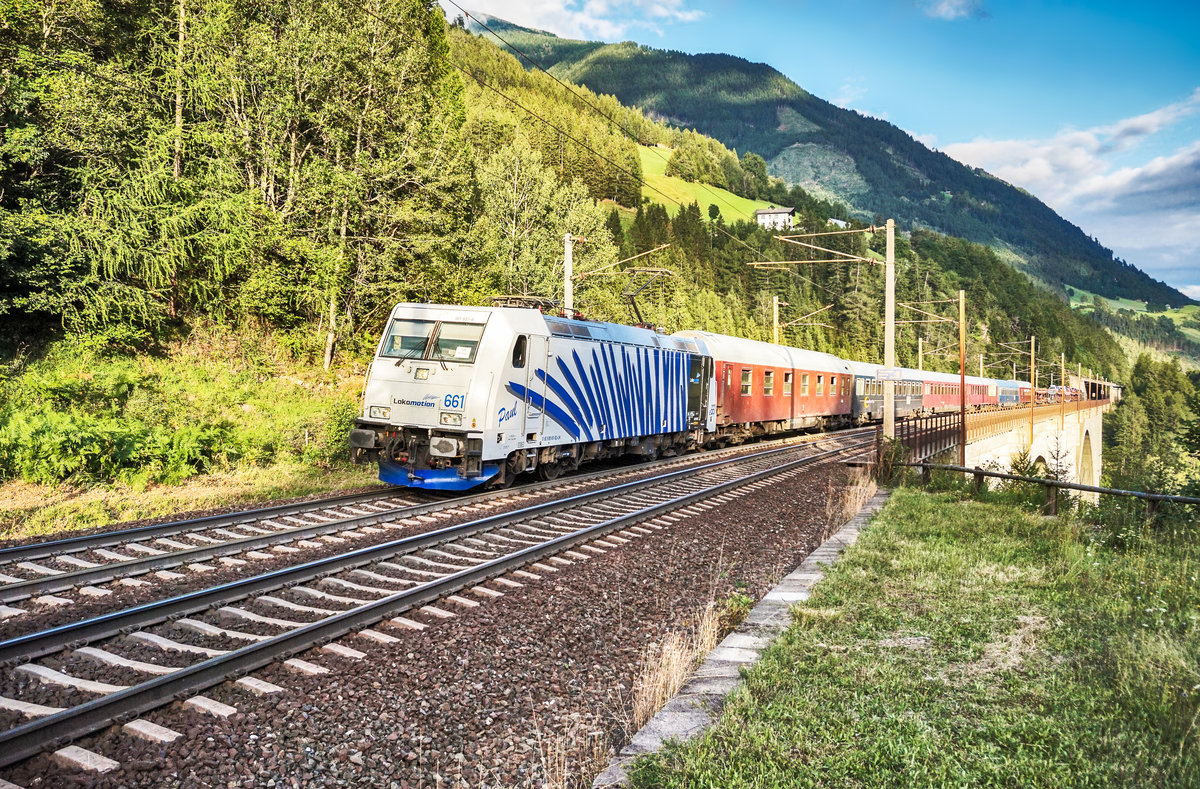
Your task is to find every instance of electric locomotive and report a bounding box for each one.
[350,304,713,490]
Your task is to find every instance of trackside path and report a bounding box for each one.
[626,488,1200,787]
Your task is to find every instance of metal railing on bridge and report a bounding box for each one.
[876,399,1113,464]
[878,412,962,462]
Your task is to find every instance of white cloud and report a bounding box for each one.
[912,131,938,148]
[942,90,1200,293]
[922,0,986,21]
[443,0,704,40]
[944,89,1200,211]
[833,78,867,109]
[1183,285,1200,300]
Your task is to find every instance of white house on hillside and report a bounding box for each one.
[754,206,795,231]
[827,218,849,229]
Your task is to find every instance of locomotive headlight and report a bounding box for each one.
[440,412,462,426]
[369,406,391,420]
[415,368,430,380]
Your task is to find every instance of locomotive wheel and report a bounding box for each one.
[535,462,561,481]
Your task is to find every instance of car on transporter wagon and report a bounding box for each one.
[348,303,1032,490]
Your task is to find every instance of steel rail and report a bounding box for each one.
[2,425,876,565]
[0,439,867,769]
[0,427,875,605]
[0,487,401,565]
[0,434,866,664]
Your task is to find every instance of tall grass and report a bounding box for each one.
[0,325,360,487]
[631,602,722,731]
[630,489,1200,787]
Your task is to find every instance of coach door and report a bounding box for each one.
[522,335,549,441]
[686,354,710,428]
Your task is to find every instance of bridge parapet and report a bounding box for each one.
[882,400,1111,495]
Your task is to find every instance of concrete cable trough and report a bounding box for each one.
[593,489,891,786]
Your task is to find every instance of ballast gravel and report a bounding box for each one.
[0,450,795,641]
[2,462,856,788]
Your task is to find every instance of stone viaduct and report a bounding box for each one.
[964,400,1108,499]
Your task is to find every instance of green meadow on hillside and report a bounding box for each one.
[638,146,777,221]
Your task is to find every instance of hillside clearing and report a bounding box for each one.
[638,146,775,222]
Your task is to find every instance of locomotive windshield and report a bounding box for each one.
[379,318,485,363]
[430,322,485,362]
[380,319,436,358]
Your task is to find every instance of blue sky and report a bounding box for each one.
[451,0,1200,299]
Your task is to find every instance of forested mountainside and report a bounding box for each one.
[470,18,1191,309]
[0,1,1132,488]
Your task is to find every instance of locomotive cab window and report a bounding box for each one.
[431,322,485,363]
[380,318,436,358]
[740,369,753,396]
[764,371,774,396]
[381,318,485,364]
[511,335,527,368]
[783,372,793,396]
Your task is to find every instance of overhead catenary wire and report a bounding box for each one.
[451,60,846,298]
[442,0,645,143]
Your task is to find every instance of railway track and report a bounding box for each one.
[0,427,874,611]
[0,430,871,771]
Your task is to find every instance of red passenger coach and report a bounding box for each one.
[921,371,1000,412]
[676,331,854,438]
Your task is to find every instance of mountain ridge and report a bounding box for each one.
[466,15,1191,308]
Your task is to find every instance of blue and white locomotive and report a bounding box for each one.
[349,304,715,490]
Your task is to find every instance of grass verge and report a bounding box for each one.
[629,488,1200,787]
[0,462,380,541]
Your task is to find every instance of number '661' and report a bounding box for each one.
[443,394,465,409]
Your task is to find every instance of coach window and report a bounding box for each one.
[816,375,824,396]
[830,375,837,394]
[783,372,793,396]
[511,335,527,368]
[764,371,775,396]
[740,369,753,396]
[801,373,810,396]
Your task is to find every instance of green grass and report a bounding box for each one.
[631,488,1200,787]
[0,324,377,538]
[638,145,777,222]
[1067,284,1151,313]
